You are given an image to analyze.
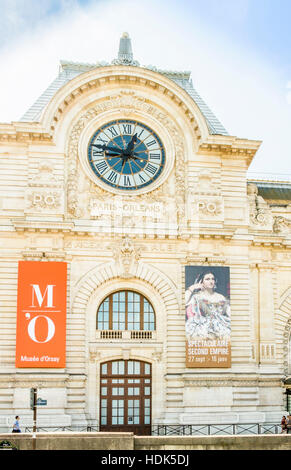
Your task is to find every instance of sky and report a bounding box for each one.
[0,0,290,176]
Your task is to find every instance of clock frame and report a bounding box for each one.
[87,119,166,192]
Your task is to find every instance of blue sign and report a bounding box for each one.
[36,398,47,406]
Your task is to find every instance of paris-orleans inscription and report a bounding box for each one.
[90,198,164,219]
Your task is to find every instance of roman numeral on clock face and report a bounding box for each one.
[107,126,119,137]
[92,149,103,158]
[107,170,118,183]
[146,139,157,147]
[95,160,108,174]
[122,124,132,134]
[138,174,146,183]
[149,153,161,161]
[96,135,109,144]
[145,163,158,175]
[123,175,132,186]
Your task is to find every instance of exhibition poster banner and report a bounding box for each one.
[15,261,67,368]
[185,266,231,368]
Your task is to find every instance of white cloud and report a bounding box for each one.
[0,0,290,175]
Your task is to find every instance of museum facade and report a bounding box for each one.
[0,34,291,434]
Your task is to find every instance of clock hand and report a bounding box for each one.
[130,154,148,161]
[104,152,124,157]
[92,144,125,154]
[125,134,138,154]
[121,158,126,173]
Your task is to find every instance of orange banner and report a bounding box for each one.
[15,261,67,368]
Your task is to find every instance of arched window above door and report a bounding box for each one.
[97,290,156,332]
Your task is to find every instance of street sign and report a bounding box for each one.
[36,398,47,406]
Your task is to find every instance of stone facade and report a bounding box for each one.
[0,55,291,431]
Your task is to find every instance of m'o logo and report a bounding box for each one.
[26,314,55,343]
[26,284,56,343]
[30,284,55,308]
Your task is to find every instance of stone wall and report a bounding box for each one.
[1,433,291,450]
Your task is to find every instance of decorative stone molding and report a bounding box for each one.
[273,286,291,374]
[205,257,226,265]
[122,349,131,360]
[186,256,207,265]
[45,251,66,261]
[47,69,203,138]
[111,236,142,279]
[182,376,281,387]
[89,344,100,362]
[22,250,67,261]
[151,348,163,362]
[198,139,261,164]
[192,196,224,221]
[260,342,276,361]
[14,220,74,233]
[190,169,221,195]
[25,160,64,215]
[22,250,45,261]
[273,216,291,234]
[282,320,291,375]
[247,183,273,230]
[0,125,52,143]
[9,375,69,388]
[28,161,62,188]
[25,189,64,214]
[71,259,180,317]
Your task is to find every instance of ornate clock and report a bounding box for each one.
[88,119,165,191]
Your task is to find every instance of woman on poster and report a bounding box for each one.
[185,271,231,341]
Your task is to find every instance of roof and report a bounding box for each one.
[248,180,291,202]
[20,35,229,136]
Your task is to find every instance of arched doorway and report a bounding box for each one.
[100,359,151,435]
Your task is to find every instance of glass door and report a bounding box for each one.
[100,360,151,435]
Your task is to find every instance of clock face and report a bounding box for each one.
[88,119,165,191]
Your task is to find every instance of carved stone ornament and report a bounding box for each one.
[247,183,273,229]
[89,344,100,362]
[111,236,141,278]
[283,316,291,375]
[190,169,220,196]
[151,349,163,362]
[28,161,61,188]
[66,91,186,223]
[273,216,291,234]
[194,197,223,219]
[27,191,61,210]
[25,188,64,215]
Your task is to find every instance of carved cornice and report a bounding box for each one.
[0,125,52,143]
[22,250,67,261]
[22,251,45,261]
[198,136,261,164]
[14,219,74,233]
[182,375,282,387]
[199,230,234,240]
[47,69,203,138]
[6,374,69,388]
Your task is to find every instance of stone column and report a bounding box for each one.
[257,264,276,365]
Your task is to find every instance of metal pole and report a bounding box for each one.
[32,388,37,450]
